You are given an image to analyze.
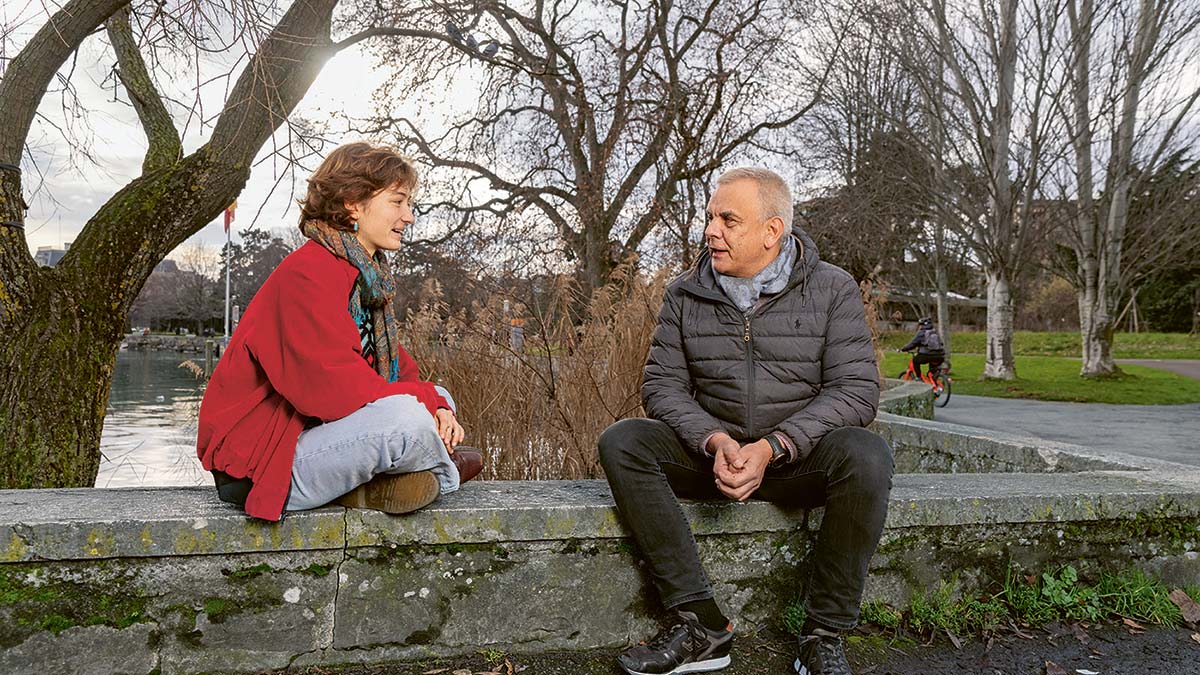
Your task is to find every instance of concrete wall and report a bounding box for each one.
[3,382,1199,674]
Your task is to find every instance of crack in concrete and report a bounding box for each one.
[331,506,349,648]
[283,508,350,671]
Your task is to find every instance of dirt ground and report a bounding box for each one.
[277,624,1200,675]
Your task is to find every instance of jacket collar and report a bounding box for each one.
[679,225,820,303]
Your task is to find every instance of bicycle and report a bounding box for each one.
[898,355,951,407]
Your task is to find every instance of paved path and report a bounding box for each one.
[1117,358,1200,379]
[934,395,1200,466]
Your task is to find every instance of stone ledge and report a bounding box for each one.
[5,469,1200,563]
[4,405,1200,674]
[3,470,1198,675]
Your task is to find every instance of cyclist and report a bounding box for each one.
[900,317,946,381]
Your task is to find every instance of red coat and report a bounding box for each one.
[197,241,447,521]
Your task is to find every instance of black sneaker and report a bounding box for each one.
[616,610,733,675]
[794,627,852,675]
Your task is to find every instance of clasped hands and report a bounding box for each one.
[707,432,773,502]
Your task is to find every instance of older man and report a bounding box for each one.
[599,168,892,675]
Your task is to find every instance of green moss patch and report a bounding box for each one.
[0,566,150,647]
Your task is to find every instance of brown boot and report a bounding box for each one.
[335,470,440,514]
[451,446,484,483]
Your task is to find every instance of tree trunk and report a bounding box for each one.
[1077,284,1117,377]
[0,0,337,487]
[1191,285,1199,336]
[935,261,952,356]
[0,155,243,486]
[0,284,122,487]
[983,268,1017,379]
[982,0,1018,381]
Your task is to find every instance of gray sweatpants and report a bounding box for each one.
[284,387,461,511]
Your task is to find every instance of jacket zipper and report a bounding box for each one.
[743,313,755,439]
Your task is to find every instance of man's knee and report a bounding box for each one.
[822,427,894,487]
[598,418,668,469]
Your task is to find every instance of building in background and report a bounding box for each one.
[34,243,71,267]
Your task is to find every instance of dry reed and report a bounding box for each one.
[859,277,889,385]
[402,265,669,480]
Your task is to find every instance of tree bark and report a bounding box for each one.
[1192,285,1200,336]
[0,0,337,487]
[983,268,1017,379]
[934,253,952,356]
[1078,282,1117,377]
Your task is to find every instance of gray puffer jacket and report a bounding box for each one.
[642,226,880,460]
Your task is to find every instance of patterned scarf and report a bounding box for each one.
[301,219,403,382]
[715,234,797,313]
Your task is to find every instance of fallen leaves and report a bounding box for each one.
[1169,589,1200,625]
[946,628,962,649]
[1010,621,1035,640]
[1044,660,1068,675]
[1120,617,1146,634]
[444,657,525,675]
[1191,632,1200,645]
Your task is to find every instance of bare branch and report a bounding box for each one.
[106,5,182,174]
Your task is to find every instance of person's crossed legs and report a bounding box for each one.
[286,387,463,513]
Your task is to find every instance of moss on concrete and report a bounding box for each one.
[2,532,29,563]
[0,564,151,647]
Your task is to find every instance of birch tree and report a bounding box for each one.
[899,0,1070,379]
[1059,0,1200,376]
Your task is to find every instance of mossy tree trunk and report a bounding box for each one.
[0,0,339,487]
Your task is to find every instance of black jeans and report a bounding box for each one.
[598,419,893,629]
[913,353,944,377]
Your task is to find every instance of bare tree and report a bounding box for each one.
[898,0,1070,379]
[346,0,831,293]
[795,2,989,353]
[173,243,223,335]
[793,3,922,279]
[1058,0,1200,376]
[0,0,345,487]
[129,261,181,330]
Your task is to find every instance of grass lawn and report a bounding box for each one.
[880,331,1200,359]
[883,351,1200,405]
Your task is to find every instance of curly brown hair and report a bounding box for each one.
[297,142,418,232]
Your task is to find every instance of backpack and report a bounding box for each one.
[924,329,944,352]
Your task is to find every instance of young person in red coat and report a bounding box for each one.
[197,142,481,521]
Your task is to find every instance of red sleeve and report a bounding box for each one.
[395,344,420,382]
[245,262,444,421]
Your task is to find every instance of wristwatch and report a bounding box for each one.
[765,434,789,467]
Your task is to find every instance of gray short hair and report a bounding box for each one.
[716,167,793,229]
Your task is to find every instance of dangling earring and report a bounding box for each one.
[352,221,359,232]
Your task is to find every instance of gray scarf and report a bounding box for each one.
[715,234,797,313]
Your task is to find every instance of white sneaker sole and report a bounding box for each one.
[621,655,732,675]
